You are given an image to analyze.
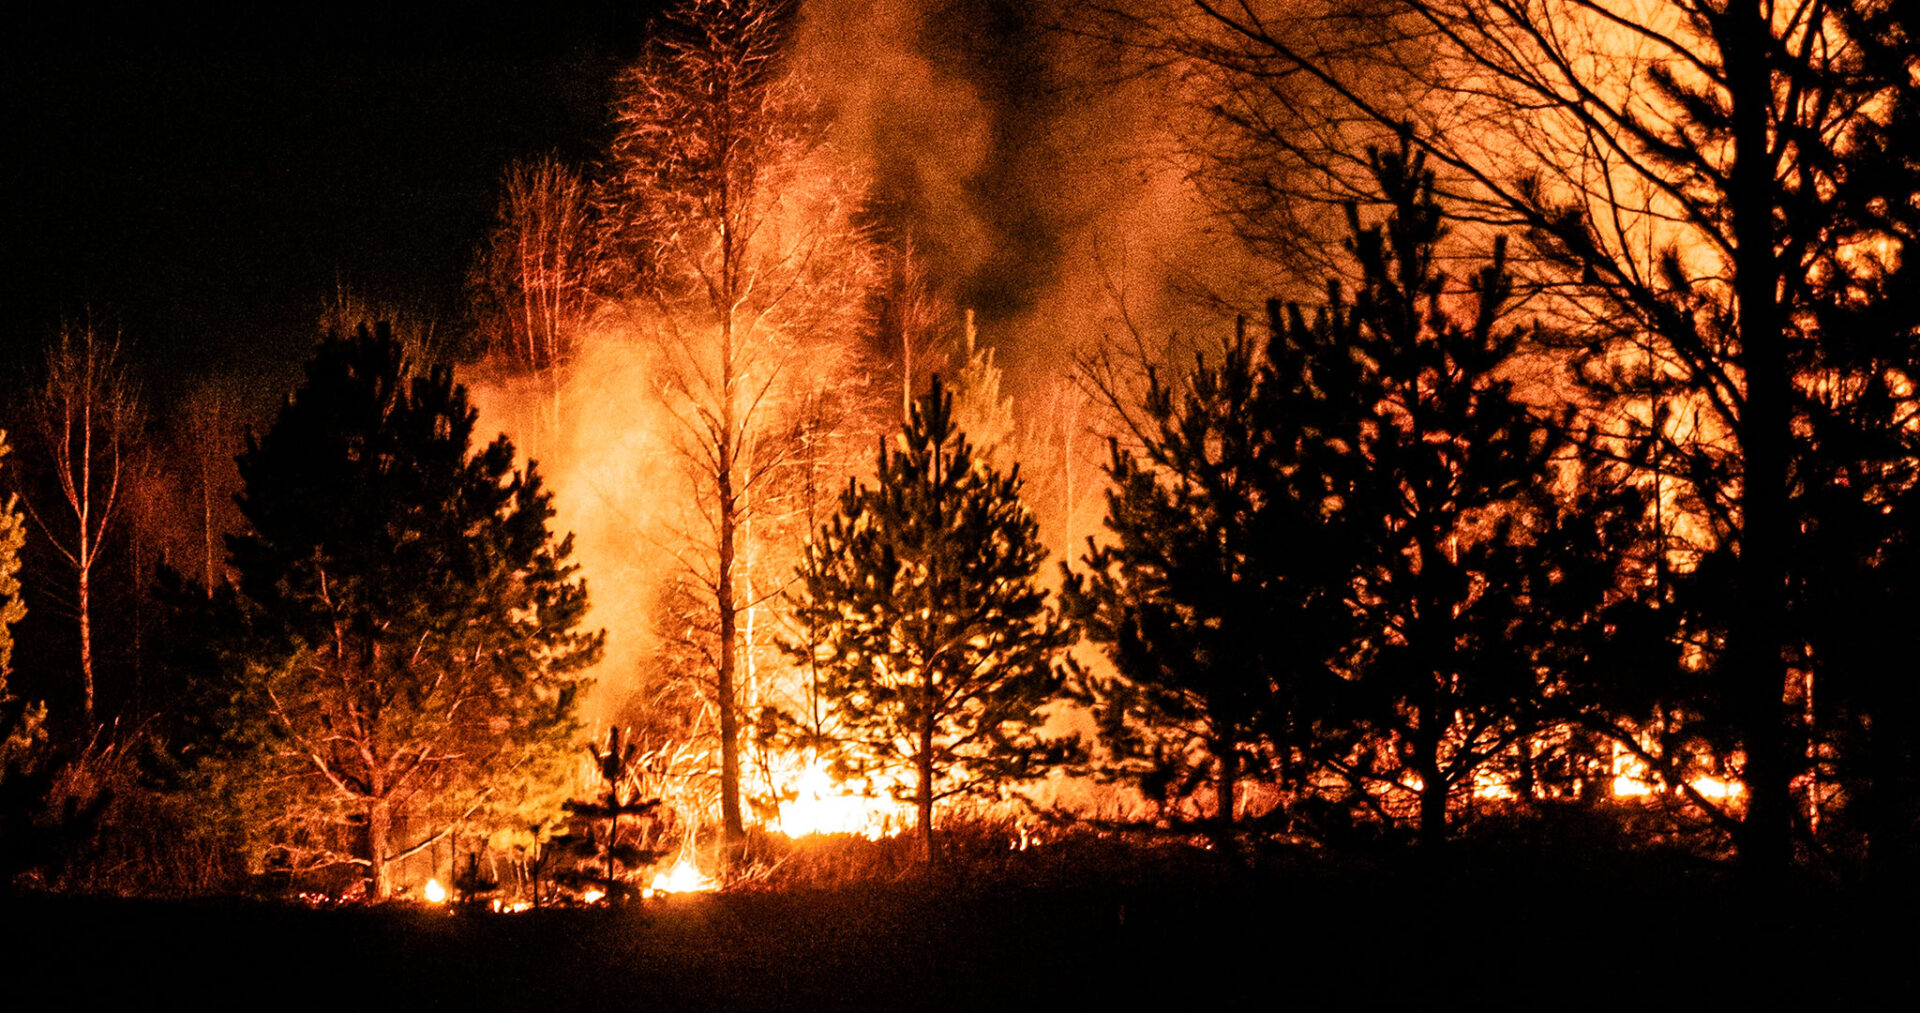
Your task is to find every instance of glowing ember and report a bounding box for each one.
[1470,769,1516,801]
[1608,742,1744,801]
[1610,745,1658,797]
[1612,774,1655,797]
[1689,775,1743,800]
[646,857,717,897]
[581,888,606,904]
[422,879,448,904]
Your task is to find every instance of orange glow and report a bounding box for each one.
[1607,739,1743,802]
[1689,775,1743,801]
[771,755,904,839]
[645,857,717,897]
[1611,774,1655,798]
[422,878,448,904]
[1471,769,1516,801]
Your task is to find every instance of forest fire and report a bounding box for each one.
[2,3,1914,976]
[770,756,902,840]
[645,858,718,898]
[1608,748,1746,805]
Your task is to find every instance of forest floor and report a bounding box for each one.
[7,850,1910,1009]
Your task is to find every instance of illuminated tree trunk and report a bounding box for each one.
[918,707,936,866]
[606,807,620,899]
[201,458,217,593]
[918,450,941,869]
[602,0,876,859]
[367,795,392,902]
[716,447,745,846]
[77,519,92,724]
[476,155,591,452]
[27,323,137,729]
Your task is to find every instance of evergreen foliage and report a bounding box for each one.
[561,727,662,901]
[1150,0,1920,876]
[1071,142,1641,850]
[228,323,602,898]
[794,378,1074,862]
[1769,4,1920,870]
[1303,144,1604,847]
[0,431,53,885]
[949,311,1015,467]
[1062,308,1353,850]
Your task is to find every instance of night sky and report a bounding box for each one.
[2,3,661,404]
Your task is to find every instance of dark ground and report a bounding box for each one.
[4,861,1910,1009]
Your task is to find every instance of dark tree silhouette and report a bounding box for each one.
[1781,4,1920,872]
[230,324,602,899]
[1111,0,1919,877]
[1063,307,1353,852]
[1299,143,1580,848]
[562,727,662,902]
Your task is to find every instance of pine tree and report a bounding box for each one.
[561,727,662,902]
[949,310,1015,467]
[1306,142,1574,848]
[1783,4,1920,870]
[0,434,33,741]
[1151,0,1919,878]
[1063,310,1353,851]
[230,324,602,899]
[794,378,1074,863]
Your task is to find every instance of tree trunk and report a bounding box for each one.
[1419,757,1448,852]
[606,810,619,900]
[79,352,96,729]
[917,711,936,867]
[367,797,392,902]
[1418,693,1448,851]
[78,563,94,727]
[1861,697,1917,880]
[1214,734,1238,856]
[717,441,744,847]
[202,452,217,594]
[1725,1,1792,882]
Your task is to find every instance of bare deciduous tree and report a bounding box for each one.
[474,155,598,445]
[173,381,246,596]
[600,0,875,846]
[24,320,141,727]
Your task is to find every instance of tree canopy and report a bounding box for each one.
[794,378,1073,862]
[600,0,875,846]
[1063,303,1353,850]
[230,324,601,898]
